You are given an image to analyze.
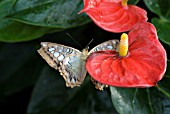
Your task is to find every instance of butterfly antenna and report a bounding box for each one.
[85,39,94,49]
[66,33,82,48]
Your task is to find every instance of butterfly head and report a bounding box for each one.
[82,47,89,56]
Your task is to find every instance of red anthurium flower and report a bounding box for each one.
[79,0,148,33]
[86,22,166,87]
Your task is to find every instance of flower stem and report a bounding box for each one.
[118,33,128,57]
[156,85,170,99]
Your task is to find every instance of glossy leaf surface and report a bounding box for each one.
[80,0,147,32]
[110,86,170,114]
[144,0,170,21]
[0,0,90,42]
[9,0,90,28]
[0,19,58,42]
[86,22,166,87]
[0,0,58,42]
[152,18,170,47]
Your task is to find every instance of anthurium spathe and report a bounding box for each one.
[79,0,148,33]
[86,22,166,87]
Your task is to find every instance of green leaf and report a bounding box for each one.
[152,18,170,46]
[150,87,170,113]
[110,87,153,114]
[0,42,43,97]
[128,0,140,5]
[144,0,161,16]
[144,0,170,21]
[27,66,117,114]
[9,0,91,28]
[0,0,14,19]
[0,0,62,42]
[110,87,170,114]
[0,19,61,42]
[0,0,91,42]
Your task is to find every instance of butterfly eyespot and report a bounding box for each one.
[106,45,113,49]
[57,55,65,61]
[48,47,55,52]
[63,57,70,65]
[54,52,60,57]
[58,49,63,52]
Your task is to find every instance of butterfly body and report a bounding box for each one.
[38,40,119,90]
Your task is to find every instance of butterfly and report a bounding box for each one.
[37,39,119,90]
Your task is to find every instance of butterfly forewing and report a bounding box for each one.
[38,42,87,88]
[89,40,119,54]
[88,40,119,90]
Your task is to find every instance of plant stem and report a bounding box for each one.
[156,85,170,99]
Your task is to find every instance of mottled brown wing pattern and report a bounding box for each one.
[37,42,88,88]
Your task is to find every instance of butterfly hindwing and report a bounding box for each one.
[38,42,87,88]
[88,40,119,90]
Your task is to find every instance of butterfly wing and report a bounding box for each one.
[89,39,119,54]
[89,40,119,90]
[37,42,87,88]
